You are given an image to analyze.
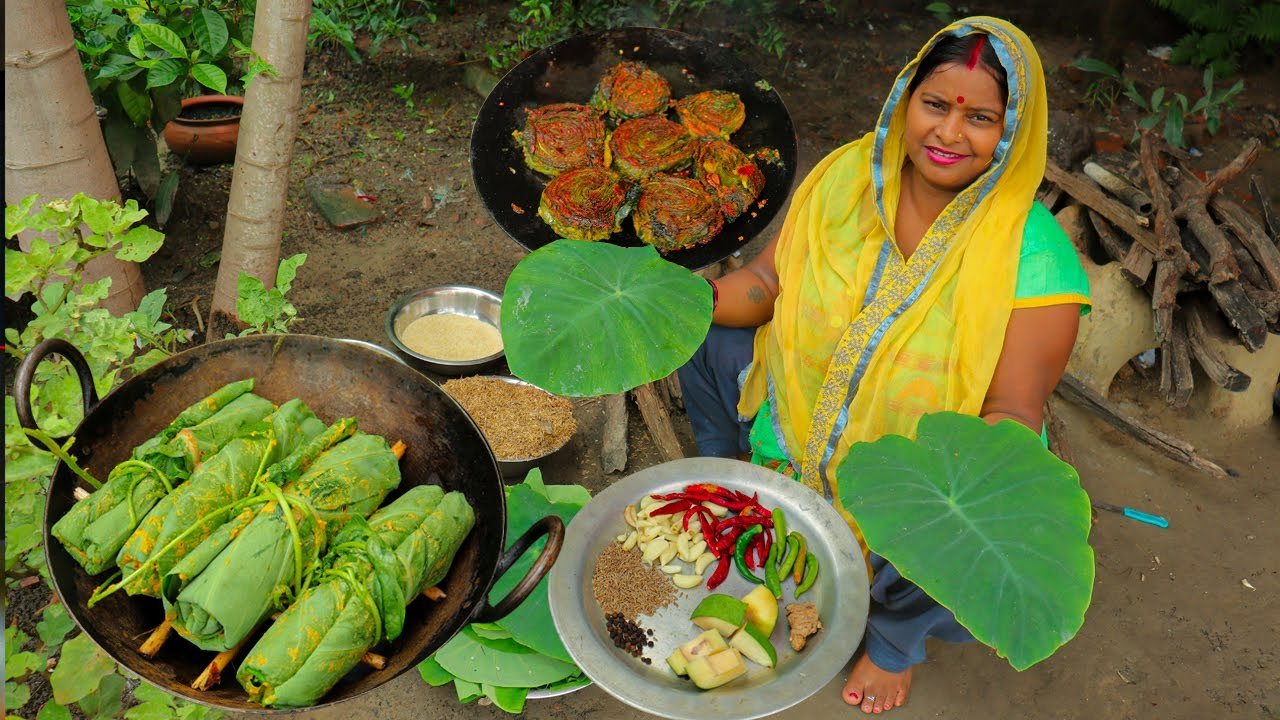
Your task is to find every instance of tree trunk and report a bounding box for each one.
[4,0,145,315]
[207,0,312,337]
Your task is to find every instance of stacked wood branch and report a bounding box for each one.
[1042,135,1278,408]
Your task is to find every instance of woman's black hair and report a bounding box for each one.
[907,33,1008,105]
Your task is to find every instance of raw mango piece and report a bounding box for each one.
[729,623,777,668]
[667,650,689,676]
[686,648,748,690]
[690,594,748,637]
[741,585,779,636]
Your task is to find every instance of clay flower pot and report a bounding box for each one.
[162,94,244,164]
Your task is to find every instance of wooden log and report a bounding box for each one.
[1159,314,1195,407]
[1228,233,1269,289]
[662,372,684,410]
[1185,300,1252,392]
[1139,134,1196,342]
[1044,401,1073,466]
[1182,229,1270,350]
[1210,196,1280,291]
[1250,173,1279,241]
[1045,160,1160,254]
[1172,137,1262,218]
[631,383,684,463]
[193,634,251,691]
[1089,209,1132,264]
[1084,161,1154,215]
[1167,172,1243,286]
[1036,183,1064,211]
[1121,242,1156,287]
[600,393,628,474]
[1054,373,1229,478]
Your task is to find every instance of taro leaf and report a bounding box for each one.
[487,482,586,662]
[49,634,116,704]
[434,627,577,688]
[76,673,124,720]
[483,684,528,714]
[6,681,30,710]
[835,412,1094,671]
[36,603,75,651]
[469,623,513,641]
[416,656,453,687]
[453,678,482,704]
[540,672,590,692]
[501,240,712,397]
[37,701,73,720]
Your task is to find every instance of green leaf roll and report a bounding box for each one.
[52,380,271,574]
[115,398,326,597]
[237,485,476,708]
[164,430,403,652]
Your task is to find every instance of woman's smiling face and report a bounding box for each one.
[903,62,1006,194]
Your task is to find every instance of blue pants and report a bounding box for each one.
[677,325,974,672]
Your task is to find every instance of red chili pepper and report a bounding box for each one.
[682,505,702,531]
[694,506,716,535]
[651,499,695,517]
[706,555,733,589]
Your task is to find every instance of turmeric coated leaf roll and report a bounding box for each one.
[52,379,272,574]
[163,428,403,652]
[238,486,475,708]
[114,398,327,597]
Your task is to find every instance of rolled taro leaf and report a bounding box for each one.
[835,411,1095,671]
[502,240,712,397]
[693,137,766,221]
[164,427,403,652]
[115,398,327,597]
[537,167,633,241]
[515,103,607,177]
[633,174,725,251]
[237,485,475,708]
[52,379,272,574]
[590,60,671,120]
[608,115,694,181]
[674,90,746,139]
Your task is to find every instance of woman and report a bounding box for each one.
[677,17,1089,715]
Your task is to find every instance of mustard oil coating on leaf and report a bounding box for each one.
[502,240,711,397]
[537,167,630,241]
[674,90,746,139]
[693,137,766,221]
[590,60,671,120]
[516,103,607,177]
[836,412,1094,671]
[608,115,694,181]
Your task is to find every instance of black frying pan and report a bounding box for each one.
[15,335,563,712]
[470,26,798,271]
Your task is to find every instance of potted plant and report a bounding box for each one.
[162,93,245,164]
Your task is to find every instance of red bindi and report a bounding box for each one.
[956,95,965,104]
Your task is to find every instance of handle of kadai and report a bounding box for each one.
[1122,507,1169,529]
[471,515,565,624]
[13,338,99,436]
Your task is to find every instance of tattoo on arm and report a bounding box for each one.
[747,286,766,304]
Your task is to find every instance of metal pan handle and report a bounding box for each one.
[471,514,565,624]
[13,338,99,437]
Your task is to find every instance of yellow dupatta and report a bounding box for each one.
[738,18,1049,528]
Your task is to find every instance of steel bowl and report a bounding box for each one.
[385,286,505,376]
[476,376,575,480]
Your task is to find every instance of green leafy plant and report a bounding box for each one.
[392,81,416,109]
[925,1,954,23]
[836,412,1094,671]
[500,241,712,397]
[232,252,308,336]
[1149,0,1280,75]
[1071,58,1243,148]
[309,0,442,62]
[755,20,786,59]
[67,0,259,205]
[3,194,222,718]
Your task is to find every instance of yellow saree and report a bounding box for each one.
[738,18,1055,534]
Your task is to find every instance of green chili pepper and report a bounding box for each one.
[795,552,819,597]
[777,533,801,580]
[771,508,787,553]
[763,539,783,598]
[791,532,809,584]
[733,525,764,584]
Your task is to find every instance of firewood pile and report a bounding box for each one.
[1040,133,1280,408]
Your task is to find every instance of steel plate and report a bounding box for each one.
[549,458,867,720]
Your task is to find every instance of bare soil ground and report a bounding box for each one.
[20,3,1278,719]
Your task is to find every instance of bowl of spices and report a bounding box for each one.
[385,285,505,376]
[441,375,577,479]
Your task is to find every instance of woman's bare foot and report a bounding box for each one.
[842,653,913,714]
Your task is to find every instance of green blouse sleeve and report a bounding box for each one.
[1014,201,1091,314]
